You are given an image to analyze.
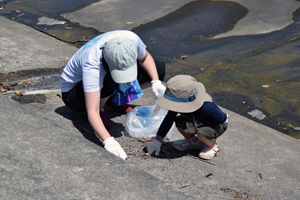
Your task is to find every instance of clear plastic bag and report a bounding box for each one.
[125,104,174,139]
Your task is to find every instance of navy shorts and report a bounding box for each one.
[62,60,166,112]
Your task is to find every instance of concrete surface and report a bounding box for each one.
[1,4,300,200]
[61,0,197,32]
[214,0,300,38]
[0,17,77,73]
[61,0,300,38]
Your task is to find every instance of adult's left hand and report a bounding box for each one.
[151,80,166,99]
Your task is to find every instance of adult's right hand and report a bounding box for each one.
[151,80,166,99]
[103,137,127,160]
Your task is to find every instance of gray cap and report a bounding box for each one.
[103,37,137,83]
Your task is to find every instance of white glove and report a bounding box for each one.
[151,80,166,99]
[184,122,197,134]
[103,137,127,160]
[147,139,161,156]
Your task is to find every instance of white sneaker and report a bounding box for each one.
[199,143,220,160]
[172,138,199,151]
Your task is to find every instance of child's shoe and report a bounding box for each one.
[199,143,220,160]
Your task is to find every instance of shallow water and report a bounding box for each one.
[133,1,300,138]
[1,0,300,138]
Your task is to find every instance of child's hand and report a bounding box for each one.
[184,122,197,133]
[147,139,161,156]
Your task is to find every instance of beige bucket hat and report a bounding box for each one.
[156,75,211,113]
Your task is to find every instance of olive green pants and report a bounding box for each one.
[175,115,228,140]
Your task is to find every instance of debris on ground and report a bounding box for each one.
[204,173,213,178]
[179,182,197,188]
[220,187,254,200]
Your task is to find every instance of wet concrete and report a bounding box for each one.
[133,1,249,58]
[11,93,47,104]
[0,68,62,91]
[61,0,198,32]
[0,68,62,104]
[0,0,102,45]
[0,0,100,15]
[214,0,300,38]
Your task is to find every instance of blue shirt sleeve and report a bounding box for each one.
[157,110,178,138]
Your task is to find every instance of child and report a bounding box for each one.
[147,75,228,159]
